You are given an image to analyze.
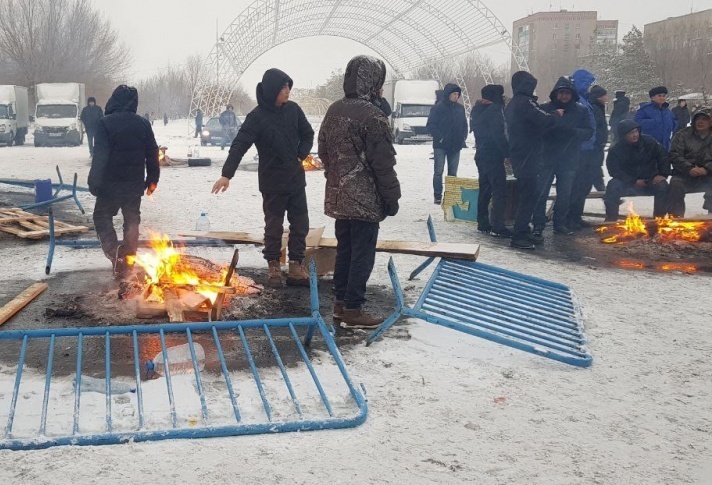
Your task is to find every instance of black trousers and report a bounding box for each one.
[476,158,507,231]
[668,175,712,217]
[604,178,669,219]
[569,149,604,223]
[333,219,379,310]
[93,194,141,262]
[512,175,538,239]
[262,188,309,262]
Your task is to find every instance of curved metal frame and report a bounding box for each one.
[190,0,528,117]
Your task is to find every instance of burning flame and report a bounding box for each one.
[158,146,167,165]
[655,218,707,242]
[129,233,227,304]
[597,203,710,244]
[302,154,323,171]
[596,204,648,243]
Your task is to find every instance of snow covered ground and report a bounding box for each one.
[0,121,710,484]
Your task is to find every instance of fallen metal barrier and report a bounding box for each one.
[0,263,367,451]
[369,258,592,368]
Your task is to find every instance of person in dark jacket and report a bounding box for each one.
[374,88,392,116]
[426,83,468,204]
[194,109,203,138]
[668,108,712,217]
[212,69,314,288]
[87,85,159,279]
[80,96,103,157]
[609,90,630,143]
[504,71,562,249]
[604,120,670,221]
[533,76,594,236]
[634,86,677,150]
[672,99,691,135]
[568,84,609,228]
[471,84,511,237]
[218,104,239,150]
[318,55,400,328]
[163,113,168,126]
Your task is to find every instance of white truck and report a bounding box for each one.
[34,83,86,147]
[0,85,29,146]
[383,79,439,144]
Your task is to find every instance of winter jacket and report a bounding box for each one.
[426,83,468,152]
[504,71,559,178]
[671,105,691,134]
[219,110,238,130]
[539,76,594,167]
[88,86,159,198]
[669,109,712,176]
[222,68,315,194]
[80,103,103,133]
[195,110,203,127]
[374,96,392,117]
[606,120,670,185]
[591,98,608,151]
[571,69,597,151]
[634,101,677,150]
[609,93,630,130]
[471,85,508,163]
[318,55,401,223]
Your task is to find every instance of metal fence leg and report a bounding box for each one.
[368,257,406,346]
[408,215,438,281]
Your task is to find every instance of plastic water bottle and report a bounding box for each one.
[192,145,200,158]
[195,212,211,231]
[147,342,206,377]
[74,375,136,395]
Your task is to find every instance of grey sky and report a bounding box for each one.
[98,0,704,95]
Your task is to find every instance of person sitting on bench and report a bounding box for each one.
[668,108,712,218]
[604,120,670,221]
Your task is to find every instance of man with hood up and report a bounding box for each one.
[604,120,670,221]
[212,69,314,288]
[318,55,401,329]
[634,86,677,150]
[668,107,712,217]
[426,83,468,204]
[470,84,511,237]
[609,90,630,143]
[504,71,563,249]
[80,96,103,157]
[88,85,160,279]
[533,76,594,236]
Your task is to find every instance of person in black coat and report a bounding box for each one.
[604,119,670,221]
[470,84,510,237]
[194,109,203,138]
[504,71,562,249]
[532,76,594,236]
[80,96,103,157]
[219,105,239,150]
[212,68,314,288]
[672,99,691,135]
[87,85,159,279]
[609,90,630,143]
[426,83,468,204]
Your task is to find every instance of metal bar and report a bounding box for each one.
[45,207,56,275]
[409,215,438,280]
[159,329,178,428]
[264,324,302,418]
[304,260,319,346]
[289,323,333,417]
[186,328,209,424]
[131,331,145,430]
[211,326,241,423]
[53,165,63,198]
[5,335,28,439]
[237,325,272,421]
[105,332,112,433]
[73,333,83,435]
[40,334,56,436]
[71,173,85,214]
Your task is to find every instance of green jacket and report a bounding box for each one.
[670,112,712,176]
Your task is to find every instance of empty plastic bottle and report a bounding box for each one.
[74,375,136,395]
[195,212,211,231]
[147,342,206,377]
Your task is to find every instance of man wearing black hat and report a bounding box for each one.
[668,108,712,217]
[603,120,670,221]
[80,96,103,157]
[634,86,677,150]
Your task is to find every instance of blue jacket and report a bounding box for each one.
[571,69,597,151]
[634,102,677,150]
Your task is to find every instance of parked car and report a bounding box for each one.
[200,116,241,146]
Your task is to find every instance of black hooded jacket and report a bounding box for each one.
[504,71,559,177]
[426,83,468,151]
[606,119,670,185]
[538,76,594,167]
[80,98,104,133]
[470,84,508,163]
[610,92,631,129]
[222,68,315,193]
[88,86,159,198]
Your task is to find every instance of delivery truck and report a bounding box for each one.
[0,85,29,146]
[34,83,86,147]
[383,79,439,144]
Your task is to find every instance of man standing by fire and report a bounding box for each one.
[88,85,160,279]
[212,68,314,288]
[318,55,401,328]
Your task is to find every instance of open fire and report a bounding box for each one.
[596,205,712,244]
[302,154,324,171]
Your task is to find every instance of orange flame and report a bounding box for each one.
[302,154,323,171]
[596,203,648,243]
[597,203,710,244]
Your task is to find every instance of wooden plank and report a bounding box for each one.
[0,282,48,326]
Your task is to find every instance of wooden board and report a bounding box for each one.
[0,282,48,326]
[0,208,88,239]
[181,231,480,261]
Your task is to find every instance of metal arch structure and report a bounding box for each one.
[190,0,528,117]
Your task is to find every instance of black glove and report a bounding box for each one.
[385,201,399,217]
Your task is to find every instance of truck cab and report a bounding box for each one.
[384,79,439,144]
[0,85,29,146]
[33,83,85,147]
